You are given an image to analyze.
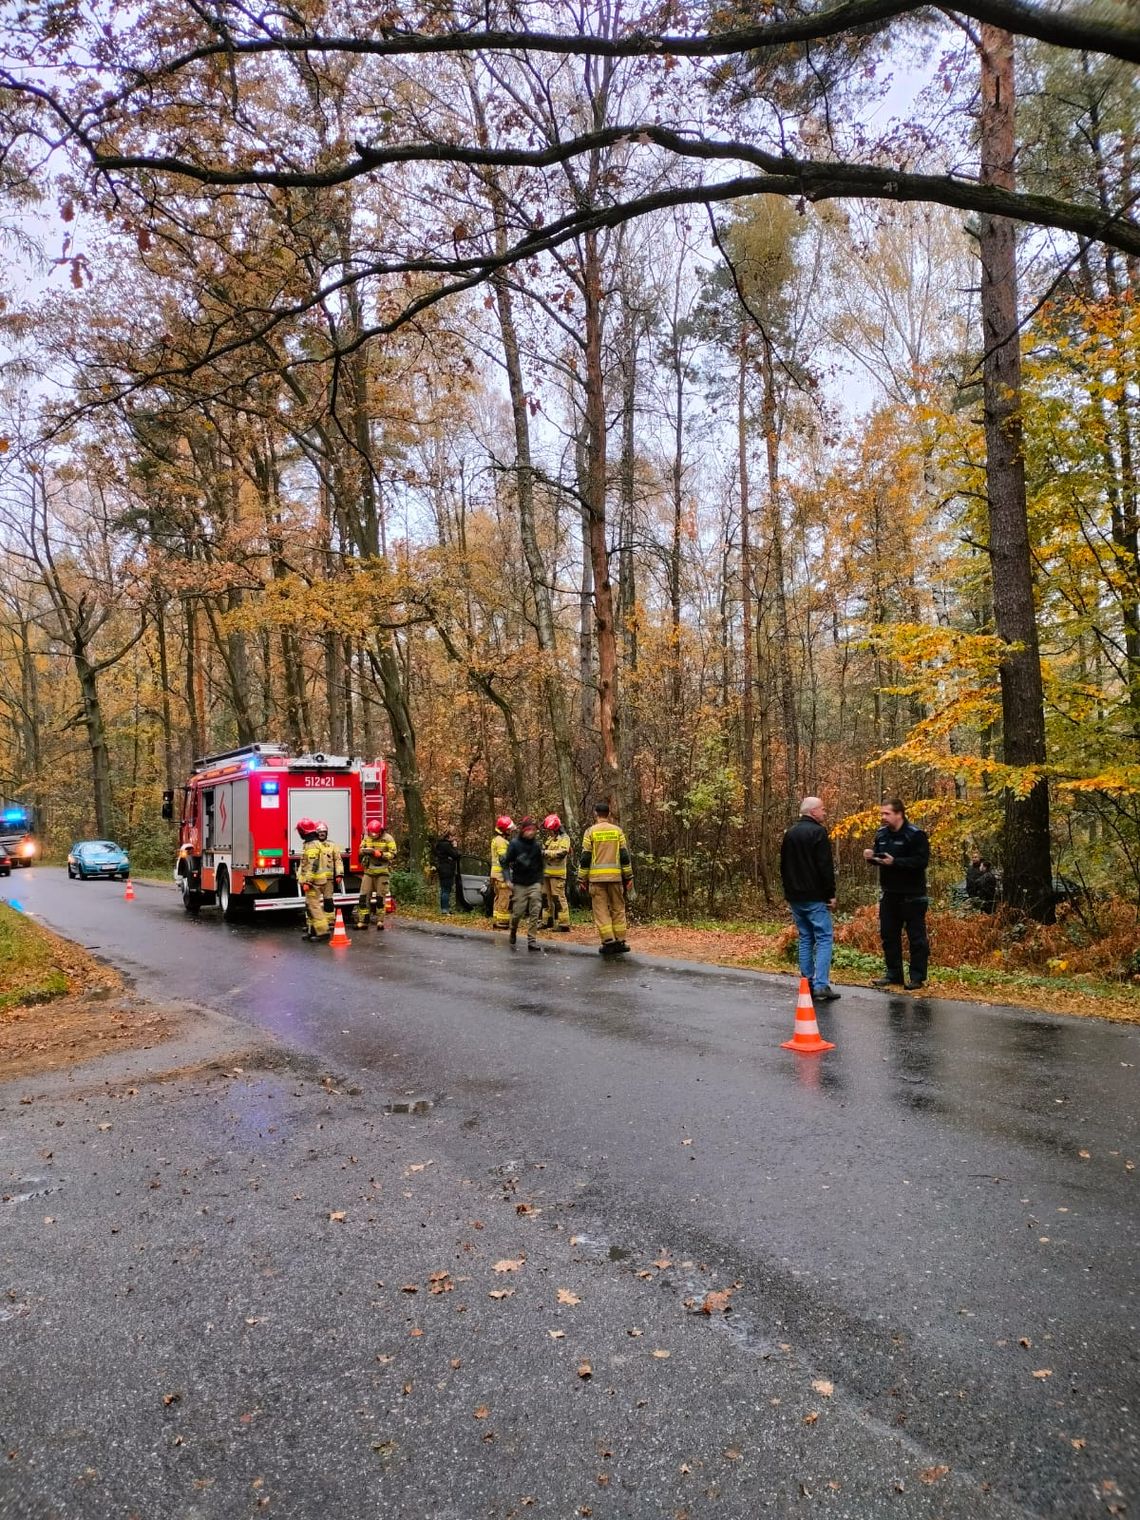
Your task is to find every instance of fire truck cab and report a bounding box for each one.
[165,743,388,921]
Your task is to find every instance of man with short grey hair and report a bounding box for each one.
[779,797,839,1003]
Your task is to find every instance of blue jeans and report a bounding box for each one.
[788,901,834,989]
[439,882,452,912]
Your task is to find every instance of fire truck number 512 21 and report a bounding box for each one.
[303,776,337,787]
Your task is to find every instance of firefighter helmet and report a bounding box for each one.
[316,820,329,837]
[543,813,561,832]
[296,817,319,837]
[366,819,383,835]
[495,815,514,833]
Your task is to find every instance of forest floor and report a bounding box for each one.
[400,901,1140,1025]
[0,902,172,1080]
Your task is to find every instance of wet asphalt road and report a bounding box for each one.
[2,866,1139,1518]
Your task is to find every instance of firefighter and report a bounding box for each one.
[357,819,398,929]
[579,801,633,955]
[296,818,332,941]
[541,813,572,930]
[490,815,514,929]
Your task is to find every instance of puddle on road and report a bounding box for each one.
[2,1177,62,1206]
[383,1095,444,1116]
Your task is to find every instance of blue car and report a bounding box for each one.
[67,840,130,881]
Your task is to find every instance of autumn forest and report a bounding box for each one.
[0,0,1137,927]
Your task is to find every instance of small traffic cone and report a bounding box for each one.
[384,894,395,915]
[781,977,836,1055]
[124,879,135,901]
[329,907,351,947]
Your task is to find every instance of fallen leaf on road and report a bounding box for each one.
[811,1380,834,1397]
[450,1358,461,1369]
[557,1289,581,1305]
[724,1448,742,1461]
[516,1203,541,1217]
[493,1258,524,1274]
[682,1138,693,1146]
[700,1288,735,1315]
[1019,1337,1032,1348]
[548,1330,566,1339]
[163,1393,180,1406]
[803,1412,819,1426]
[577,1362,593,1379]
[97,1123,112,1131]
[400,1284,418,1294]
[409,1328,423,1338]
[654,1258,673,1269]
[328,1211,346,1223]
[651,1349,671,1359]
[1078,1150,1090,1160]
[627,1328,643,1337]
[488,1289,515,1300]
[1032,1369,1053,1379]
[474,1406,490,1420]
[920,1465,950,1485]
[1071,1438,1086,1449]
[376,1354,394,1365]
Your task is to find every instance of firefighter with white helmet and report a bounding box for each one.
[490,815,514,929]
[357,818,398,929]
[541,813,572,930]
[296,818,332,941]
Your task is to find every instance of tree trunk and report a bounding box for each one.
[738,336,755,865]
[761,341,799,801]
[75,645,114,836]
[491,257,579,839]
[979,23,1054,920]
[582,230,620,787]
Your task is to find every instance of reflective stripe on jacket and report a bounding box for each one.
[298,839,331,886]
[490,833,510,881]
[579,823,631,884]
[360,833,397,870]
[542,832,572,878]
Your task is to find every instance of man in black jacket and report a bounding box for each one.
[504,816,545,950]
[780,797,839,1003]
[433,832,461,913]
[863,799,931,990]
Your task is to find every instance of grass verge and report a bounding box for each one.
[0,903,70,1012]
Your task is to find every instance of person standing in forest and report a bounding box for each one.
[433,831,461,913]
[541,813,572,930]
[779,797,840,1002]
[505,816,545,950]
[579,801,634,955]
[357,819,397,929]
[864,799,931,990]
[490,815,514,930]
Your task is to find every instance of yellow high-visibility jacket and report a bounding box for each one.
[298,839,331,886]
[579,822,632,885]
[360,832,397,871]
[542,832,572,879]
[490,833,510,881]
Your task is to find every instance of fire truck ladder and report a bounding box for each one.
[192,742,290,771]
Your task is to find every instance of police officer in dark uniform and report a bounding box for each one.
[864,798,930,991]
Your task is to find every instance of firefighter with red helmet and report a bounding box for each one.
[357,819,398,929]
[490,815,514,929]
[541,813,572,930]
[296,818,332,941]
[579,801,634,954]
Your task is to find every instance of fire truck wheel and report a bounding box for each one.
[217,869,250,923]
[178,870,201,915]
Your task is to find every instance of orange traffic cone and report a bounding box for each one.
[781,977,836,1055]
[329,907,351,947]
[124,879,135,901]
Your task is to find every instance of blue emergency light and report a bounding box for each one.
[3,808,26,823]
[260,779,280,796]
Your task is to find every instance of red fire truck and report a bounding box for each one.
[163,743,388,920]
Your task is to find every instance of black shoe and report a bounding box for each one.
[872,977,905,988]
[814,985,840,1002]
[599,942,617,955]
[614,941,632,954]
[527,941,541,952]
[905,980,926,991]
[509,926,518,946]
